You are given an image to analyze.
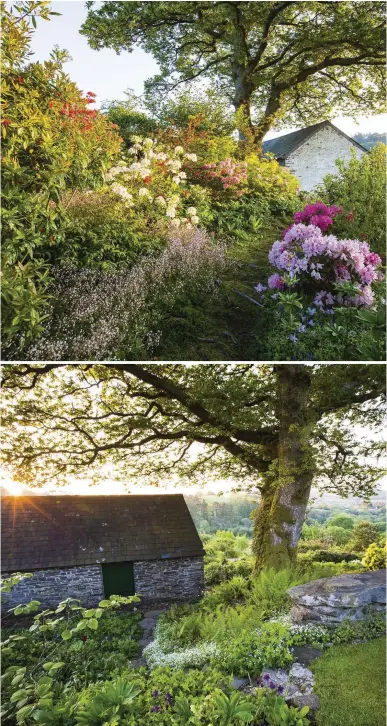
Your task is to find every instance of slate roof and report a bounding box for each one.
[262,121,368,159]
[1,494,204,572]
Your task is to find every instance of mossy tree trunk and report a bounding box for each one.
[253,365,316,572]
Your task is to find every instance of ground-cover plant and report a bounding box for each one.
[24,227,228,360]
[312,637,386,726]
[1,577,141,725]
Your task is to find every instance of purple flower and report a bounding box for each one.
[288,333,298,343]
[278,685,285,695]
[152,690,159,698]
[165,693,173,704]
[269,681,276,689]
[308,319,314,326]
[268,273,285,290]
[255,283,267,293]
[262,674,270,681]
[151,705,160,712]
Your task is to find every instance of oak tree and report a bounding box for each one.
[81,1,386,142]
[2,363,385,570]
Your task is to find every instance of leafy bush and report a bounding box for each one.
[349,520,382,553]
[264,221,383,309]
[1,2,121,346]
[317,144,386,258]
[56,191,166,269]
[362,542,386,570]
[204,558,254,586]
[24,227,228,360]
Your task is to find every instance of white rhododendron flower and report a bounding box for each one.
[170,218,181,228]
[172,176,181,185]
[167,159,182,171]
[155,152,167,161]
[185,153,197,162]
[174,145,184,155]
[166,207,176,218]
[111,184,133,205]
[179,171,187,180]
[191,215,199,224]
[138,187,151,198]
[187,207,197,216]
[155,196,167,206]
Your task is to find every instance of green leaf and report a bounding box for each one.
[87,618,98,630]
[61,629,72,641]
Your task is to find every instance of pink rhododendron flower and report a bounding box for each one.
[268,273,285,289]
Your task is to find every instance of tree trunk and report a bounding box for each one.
[253,365,315,572]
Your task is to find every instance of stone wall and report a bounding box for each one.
[3,565,104,608]
[285,125,365,191]
[133,556,204,602]
[3,556,204,609]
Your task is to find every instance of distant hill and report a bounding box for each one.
[353,132,386,150]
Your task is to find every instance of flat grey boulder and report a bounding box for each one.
[288,570,386,624]
[288,663,314,694]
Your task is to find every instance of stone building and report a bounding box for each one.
[1,494,204,607]
[262,120,367,191]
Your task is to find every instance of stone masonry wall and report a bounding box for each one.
[134,556,204,602]
[285,125,365,191]
[2,565,104,609]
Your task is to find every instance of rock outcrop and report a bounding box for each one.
[288,569,386,624]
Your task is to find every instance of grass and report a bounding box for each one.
[312,636,386,726]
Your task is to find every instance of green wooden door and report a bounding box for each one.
[101,561,135,598]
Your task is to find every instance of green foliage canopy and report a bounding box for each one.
[81,1,386,141]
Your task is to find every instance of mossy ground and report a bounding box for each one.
[312,636,386,726]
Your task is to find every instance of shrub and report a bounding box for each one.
[204,557,254,586]
[326,514,355,530]
[362,542,387,570]
[349,520,382,553]
[317,144,386,258]
[24,227,228,360]
[56,191,166,269]
[1,3,121,346]
[265,221,383,309]
[324,526,353,546]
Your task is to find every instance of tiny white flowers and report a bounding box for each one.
[185,153,197,162]
[187,207,197,216]
[155,195,167,206]
[191,215,199,225]
[174,145,184,155]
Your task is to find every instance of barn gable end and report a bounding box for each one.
[262,121,367,191]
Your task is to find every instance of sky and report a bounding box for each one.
[28,0,387,140]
